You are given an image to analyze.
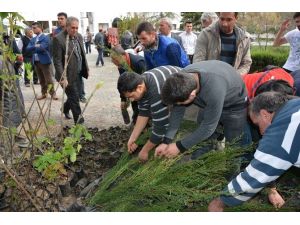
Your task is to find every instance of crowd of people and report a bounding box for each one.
[1,12,300,212]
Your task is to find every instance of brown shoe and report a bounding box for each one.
[51,94,59,100]
[36,95,47,100]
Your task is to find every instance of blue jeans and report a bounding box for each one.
[191,106,248,159]
[96,48,104,66]
[291,69,300,97]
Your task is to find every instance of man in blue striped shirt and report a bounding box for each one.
[208,92,300,211]
[117,66,181,161]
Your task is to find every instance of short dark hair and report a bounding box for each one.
[249,92,290,116]
[255,80,294,97]
[161,72,197,105]
[185,21,192,26]
[217,12,238,17]
[293,12,300,19]
[57,12,67,18]
[31,22,42,28]
[117,72,144,94]
[136,22,155,35]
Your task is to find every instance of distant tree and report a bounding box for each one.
[239,12,283,49]
[180,12,202,31]
[117,12,179,42]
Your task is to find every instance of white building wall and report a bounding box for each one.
[19,11,182,35]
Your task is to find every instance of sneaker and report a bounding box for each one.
[64,112,72,120]
[76,117,84,124]
[80,97,87,103]
[60,108,72,120]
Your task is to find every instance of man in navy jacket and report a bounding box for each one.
[27,22,57,100]
[136,21,189,70]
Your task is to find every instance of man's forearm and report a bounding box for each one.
[141,139,156,154]
[130,116,149,141]
[273,29,285,46]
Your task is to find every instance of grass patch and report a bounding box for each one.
[89,120,299,212]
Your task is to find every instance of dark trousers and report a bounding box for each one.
[192,106,248,159]
[64,84,82,123]
[85,42,91,54]
[188,54,194,64]
[24,58,38,84]
[131,101,139,123]
[77,75,85,99]
[34,62,55,95]
[291,69,300,97]
[96,48,104,66]
[1,78,25,127]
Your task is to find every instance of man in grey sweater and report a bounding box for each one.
[155,60,248,158]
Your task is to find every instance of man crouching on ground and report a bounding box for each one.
[117,66,181,161]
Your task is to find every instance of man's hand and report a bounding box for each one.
[280,19,290,31]
[60,79,68,88]
[127,137,138,154]
[138,149,149,162]
[154,143,168,158]
[268,188,285,209]
[163,143,180,158]
[208,198,225,212]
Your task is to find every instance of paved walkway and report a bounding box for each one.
[22,46,128,132]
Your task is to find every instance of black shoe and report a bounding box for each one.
[64,112,72,120]
[80,97,87,103]
[76,117,84,124]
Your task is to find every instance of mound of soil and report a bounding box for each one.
[0,126,130,212]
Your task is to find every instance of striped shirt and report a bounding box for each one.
[221,99,300,206]
[138,66,181,144]
[220,31,236,66]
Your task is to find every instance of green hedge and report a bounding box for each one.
[250,46,289,73]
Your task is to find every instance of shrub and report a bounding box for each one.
[250,46,289,72]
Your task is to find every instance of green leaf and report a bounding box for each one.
[70,152,77,163]
[47,119,56,126]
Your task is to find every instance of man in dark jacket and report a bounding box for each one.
[94,29,105,67]
[111,45,146,124]
[159,18,183,48]
[52,16,89,124]
[20,28,38,86]
[27,22,57,100]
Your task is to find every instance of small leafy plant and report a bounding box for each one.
[33,124,92,180]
